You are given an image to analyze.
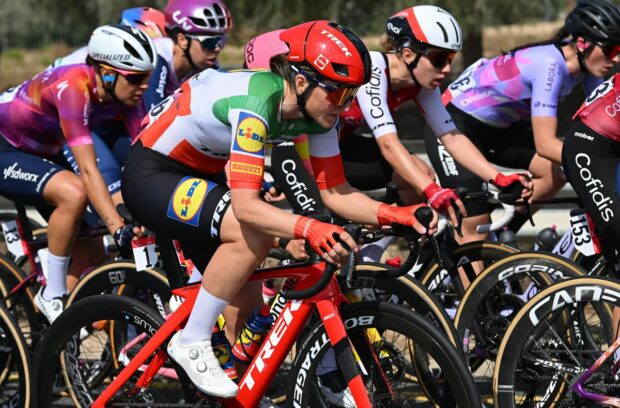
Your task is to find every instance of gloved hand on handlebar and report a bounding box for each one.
[422,182,467,227]
[491,173,533,203]
[377,202,438,236]
[294,216,357,264]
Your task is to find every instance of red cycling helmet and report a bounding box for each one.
[280,20,371,88]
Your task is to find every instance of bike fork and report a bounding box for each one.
[317,299,377,408]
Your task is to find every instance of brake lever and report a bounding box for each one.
[342,224,361,289]
[452,200,464,238]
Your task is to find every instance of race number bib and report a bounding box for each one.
[569,211,601,257]
[1,221,24,258]
[132,236,158,271]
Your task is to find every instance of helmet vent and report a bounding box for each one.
[123,41,142,60]
[332,63,349,77]
[435,22,449,42]
[189,16,207,27]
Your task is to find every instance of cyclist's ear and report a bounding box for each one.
[294,74,310,94]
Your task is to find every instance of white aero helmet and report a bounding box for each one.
[386,5,463,51]
[87,24,157,72]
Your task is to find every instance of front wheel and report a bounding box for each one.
[286,301,480,407]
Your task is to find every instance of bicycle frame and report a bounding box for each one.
[572,336,620,406]
[92,260,380,407]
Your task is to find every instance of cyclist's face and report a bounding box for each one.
[584,41,620,77]
[187,35,223,70]
[299,76,349,128]
[404,47,452,90]
[101,67,150,106]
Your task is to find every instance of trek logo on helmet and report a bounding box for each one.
[171,10,193,31]
[320,29,353,57]
[313,54,329,70]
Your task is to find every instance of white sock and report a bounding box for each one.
[43,252,70,300]
[179,286,228,346]
[360,237,392,263]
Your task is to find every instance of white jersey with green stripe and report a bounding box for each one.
[139,68,343,190]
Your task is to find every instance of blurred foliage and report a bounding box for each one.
[1,0,569,51]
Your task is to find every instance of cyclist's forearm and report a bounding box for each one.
[377,134,432,192]
[320,184,381,226]
[439,132,498,181]
[80,169,124,234]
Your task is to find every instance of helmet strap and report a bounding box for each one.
[98,66,122,103]
[182,34,200,72]
[296,82,316,122]
[575,38,597,75]
[405,52,423,87]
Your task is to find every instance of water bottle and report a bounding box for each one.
[533,225,559,252]
[498,227,519,249]
[211,326,238,380]
[232,305,274,364]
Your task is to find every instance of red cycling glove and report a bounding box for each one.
[423,182,458,213]
[491,173,527,188]
[294,216,345,255]
[377,202,429,230]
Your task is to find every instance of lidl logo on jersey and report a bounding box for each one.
[234,113,267,154]
[167,177,214,226]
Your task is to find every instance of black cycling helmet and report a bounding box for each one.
[565,0,620,44]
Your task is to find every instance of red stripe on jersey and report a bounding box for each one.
[140,83,192,148]
[310,154,346,190]
[167,140,228,174]
[229,152,264,190]
[406,9,429,44]
[442,89,453,106]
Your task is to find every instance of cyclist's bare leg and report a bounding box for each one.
[180,206,272,345]
[41,171,87,298]
[456,214,491,286]
[43,170,88,256]
[66,238,105,292]
[66,191,121,291]
[391,155,435,204]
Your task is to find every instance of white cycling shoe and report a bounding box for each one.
[167,331,238,398]
[34,287,66,324]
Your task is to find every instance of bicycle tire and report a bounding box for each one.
[419,241,518,313]
[351,264,458,346]
[66,260,171,318]
[454,252,586,401]
[493,276,618,407]
[286,301,481,408]
[0,301,32,408]
[0,253,39,346]
[34,294,191,407]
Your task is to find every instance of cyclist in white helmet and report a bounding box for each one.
[0,24,156,323]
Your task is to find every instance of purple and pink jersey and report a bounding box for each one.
[0,64,144,158]
[442,44,602,128]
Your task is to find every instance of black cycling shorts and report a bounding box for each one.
[339,133,394,190]
[0,135,68,220]
[121,141,232,271]
[424,103,537,216]
[562,120,620,256]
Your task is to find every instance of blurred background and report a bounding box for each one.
[0,0,596,137]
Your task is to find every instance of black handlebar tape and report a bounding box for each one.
[414,206,433,230]
[497,181,522,204]
[116,203,134,224]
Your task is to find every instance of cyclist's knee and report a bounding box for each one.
[45,173,88,211]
